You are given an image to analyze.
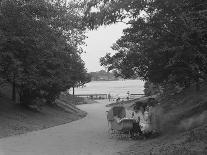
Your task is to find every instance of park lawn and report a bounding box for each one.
[0,94,86,138]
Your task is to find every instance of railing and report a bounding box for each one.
[75,94,108,100]
[74,93,145,100]
[129,94,145,99]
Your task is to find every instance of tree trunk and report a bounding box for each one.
[19,92,23,105]
[19,87,29,106]
[72,86,75,96]
[12,74,16,103]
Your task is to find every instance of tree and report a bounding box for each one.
[144,81,162,96]
[0,0,90,106]
[85,0,207,90]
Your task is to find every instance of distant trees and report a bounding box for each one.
[89,70,118,81]
[0,0,91,106]
[85,0,207,92]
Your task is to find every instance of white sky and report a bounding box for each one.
[81,23,127,72]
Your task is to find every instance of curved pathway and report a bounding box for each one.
[0,100,135,155]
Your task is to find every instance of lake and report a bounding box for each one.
[69,80,145,98]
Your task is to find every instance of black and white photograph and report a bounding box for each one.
[0,0,206,154]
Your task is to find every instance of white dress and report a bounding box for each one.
[140,111,152,132]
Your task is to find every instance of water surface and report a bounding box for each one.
[69,80,144,98]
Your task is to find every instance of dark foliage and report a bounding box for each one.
[85,0,207,90]
[0,0,91,105]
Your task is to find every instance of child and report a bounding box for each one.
[130,104,143,138]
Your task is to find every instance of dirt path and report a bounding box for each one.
[0,100,135,155]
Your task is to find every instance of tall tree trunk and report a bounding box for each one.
[19,92,23,105]
[12,74,16,103]
[72,86,75,96]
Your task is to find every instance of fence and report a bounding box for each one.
[74,93,145,100]
[75,94,108,100]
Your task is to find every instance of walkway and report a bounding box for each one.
[0,100,135,155]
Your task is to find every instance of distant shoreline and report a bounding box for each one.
[90,79,137,82]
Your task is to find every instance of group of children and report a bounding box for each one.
[130,100,159,138]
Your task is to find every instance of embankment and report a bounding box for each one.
[0,93,87,138]
[121,83,207,155]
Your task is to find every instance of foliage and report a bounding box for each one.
[85,0,207,89]
[89,70,118,81]
[144,81,162,96]
[0,0,90,105]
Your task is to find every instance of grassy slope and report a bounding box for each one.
[0,91,86,138]
[120,83,207,155]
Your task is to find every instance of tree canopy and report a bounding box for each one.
[0,0,91,105]
[85,0,207,89]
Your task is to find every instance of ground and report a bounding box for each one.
[0,84,207,155]
[0,100,136,155]
[0,94,86,138]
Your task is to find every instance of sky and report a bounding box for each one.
[81,23,127,72]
